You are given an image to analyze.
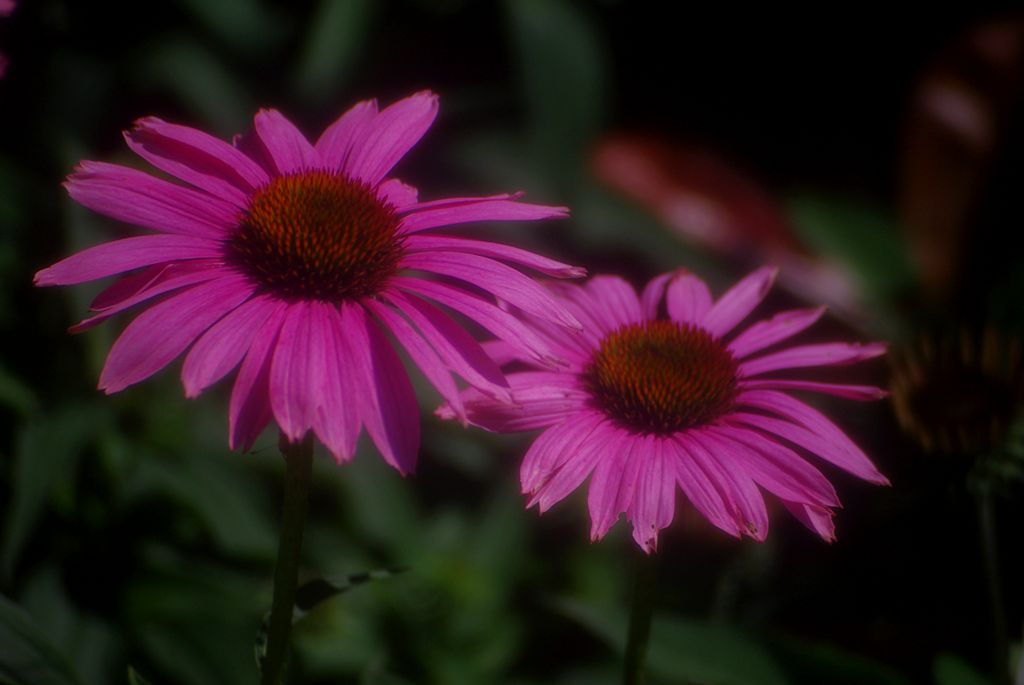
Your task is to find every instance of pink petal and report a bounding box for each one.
[701,266,778,338]
[520,409,606,498]
[312,303,361,463]
[627,436,677,552]
[739,379,888,401]
[65,161,240,239]
[99,275,255,393]
[345,91,439,185]
[727,307,826,358]
[668,436,743,537]
[529,424,614,514]
[343,303,420,474]
[392,276,558,366]
[588,430,643,541]
[399,197,569,233]
[666,271,712,325]
[404,235,585,278]
[71,260,225,333]
[315,99,378,170]
[401,251,581,330]
[443,371,589,434]
[383,290,509,400]
[377,178,419,209]
[728,397,889,485]
[583,276,643,330]
[35,235,224,286]
[398,192,516,214]
[739,342,887,377]
[680,433,768,540]
[125,117,269,208]
[639,271,673,319]
[270,302,323,442]
[701,425,840,507]
[182,293,283,398]
[368,299,465,422]
[782,501,836,542]
[253,108,319,175]
[229,310,287,451]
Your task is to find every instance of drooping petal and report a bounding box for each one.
[729,389,888,481]
[270,302,324,442]
[680,433,768,540]
[252,108,319,175]
[125,117,269,208]
[34,235,224,286]
[71,261,225,333]
[529,418,613,513]
[345,91,439,185]
[738,379,888,401]
[384,290,509,399]
[666,271,713,325]
[782,501,836,542]
[377,178,418,208]
[588,430,643,540]
[401,251,581,330]
[392,276,558,365]
[342,303,420,474]
[229,309,287,451]
[727,307,825,359]
[701,266,777,338]
[520,409,606,497]
[739,342,887,377]
[399,197,569,233]
[313,303,361,463]
[404,235,585,278]
[182,293,283,398]
[99,274,255,393]
[583,276,643,330]
[65,162,240,239]
[627,436,677,552]
[441,371,589,433]
[315,99,378,170]
[368,299,465,422]
[668,436,743,537]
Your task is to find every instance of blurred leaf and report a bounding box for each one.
[173,0,287,56]
[933,654,995,685]
[506,0,607,181]
[771,635,913,685]
[127,667,154,685]
[293,567,405,622]
[555,599,790,685]
[339,447,420,552]
[139,38,253,134]
[295,0,372,103]
[0,594,83,685]
[2,404,109,579]
[787,194,915,301]
[0,364,37,416]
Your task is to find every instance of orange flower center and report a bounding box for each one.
[229,171,403,300]
[586,320,739,434]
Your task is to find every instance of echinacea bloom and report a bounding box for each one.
[36,91,583,472]
[440,269,889,551]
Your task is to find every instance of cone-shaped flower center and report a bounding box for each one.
[586,320,739,434]
[229,171,403,300]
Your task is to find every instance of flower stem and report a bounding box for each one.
[260,433,314,685]
[976,483,1010,685]
[623,549,659,685]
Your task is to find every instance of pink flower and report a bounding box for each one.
[36,91,583,472]
[440,269,888,551]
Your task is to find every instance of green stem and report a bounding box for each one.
[976,484,1010,685]
[260,433,314,685]
[623,549,659,685]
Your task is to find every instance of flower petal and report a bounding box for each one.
[99,274,255,393]
[34,235,224,286]
[520,409,606,500]
[782,501,836,542]
[182,293,283,398]
[739,342,887,377]
[315,98,378,170]
[312,303,361,463]
[346,91,439,185]
[270,302,323,442]
[739,379,888,401]
[728,307,825,358]
[399,197,569,233]
[701,266,777,338]
[588,429,643,540]
[229,309,286,451]
[666,271,712,325]
[65,162,240,239]
[627,436,677,552]
[125,117,269,208]
[377,178,418,209]
[583,276,643,330]
[253,108,319,175]
[404,235,584,278]
[668,436,743,537]
[680,432,768,540]
[639,272,673,319]
[442,371,589,433]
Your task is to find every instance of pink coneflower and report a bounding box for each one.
[36,91,582,472]
[440,269,888,551]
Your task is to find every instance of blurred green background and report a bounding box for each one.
[1,1,1023,684]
